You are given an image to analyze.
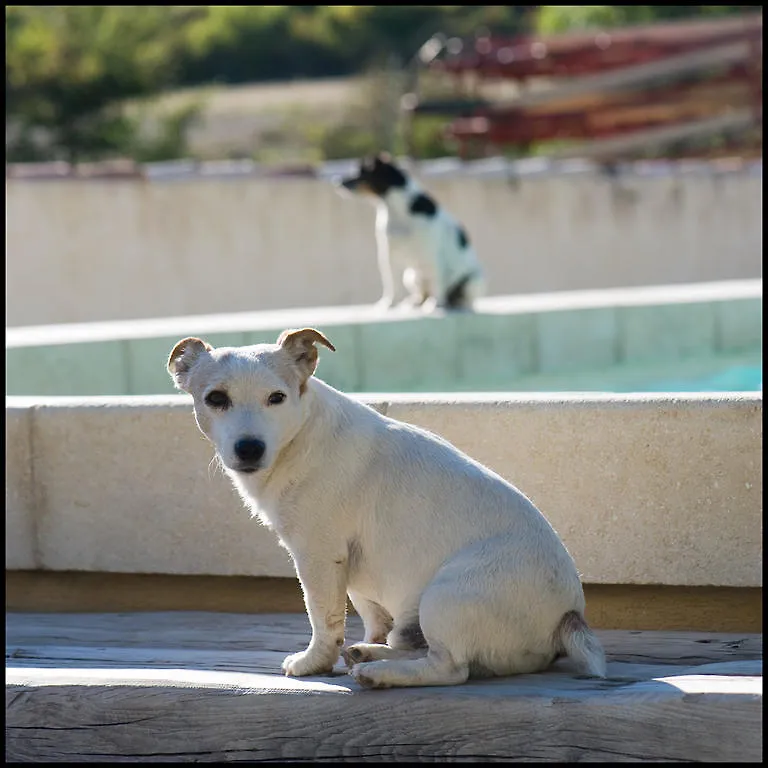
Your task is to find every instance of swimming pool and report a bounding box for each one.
[443,349,763,396]
[638,364,762,393]
[5,283,762,397]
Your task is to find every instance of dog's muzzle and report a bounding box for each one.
[334,176,359,193]
[233,437,266,473]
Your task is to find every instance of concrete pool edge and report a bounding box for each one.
[6,392,762,589]
[5,279,763,396]
[5,278,762,347]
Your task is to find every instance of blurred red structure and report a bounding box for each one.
[407,13,763,160]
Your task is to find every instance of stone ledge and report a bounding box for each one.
[5,280,762,396]
[5,612,762,762]
[6,279,761,347]
[5,393,762,587]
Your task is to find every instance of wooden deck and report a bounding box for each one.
[5,612,762,762]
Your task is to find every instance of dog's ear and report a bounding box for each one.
[167,337,213,392]
[277,328,335,388]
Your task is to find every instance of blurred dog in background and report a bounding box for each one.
[336,153,484,312]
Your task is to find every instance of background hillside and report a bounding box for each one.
[5,5,755,164]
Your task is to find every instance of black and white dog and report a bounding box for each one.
[336,153,484,312]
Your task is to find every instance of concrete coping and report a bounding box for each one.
[9,155,762,183]
[6,278,762,348]
[5,390,762,408]
[5,392,762,587]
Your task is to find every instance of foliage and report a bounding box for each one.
[5,5,758,164]
[536,6,757,35]
[128,100,204,163]
[176,6,532,86]
[5,5,194,162]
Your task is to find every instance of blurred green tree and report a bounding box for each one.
[536,5,756,35]
[174,6,532,86]
[5,5,197,162]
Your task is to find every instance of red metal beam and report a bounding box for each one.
[450,112,759,159]
[429,14,763,158]
[450,113,722,145]
[447,68,753,145]
[430,13,762,81]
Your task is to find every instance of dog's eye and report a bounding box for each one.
[267,391,286,406]
[205,390,231,409]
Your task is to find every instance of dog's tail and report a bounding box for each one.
[554,610,607,678]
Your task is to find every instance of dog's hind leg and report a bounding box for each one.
[350,644,469,689]
[444,272,484,311]
[343,642,427,667]
[402,267,429,307]
[350,533,578,688]
[348,591,393,644]
[344,606,427,666]
[349,602,469,687]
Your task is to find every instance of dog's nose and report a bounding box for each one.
[234,437,266,463]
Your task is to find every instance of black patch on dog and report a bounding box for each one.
[457,225,469,249]
[445,273,473,309]
[341,153,407,197]
[409,192,438,218]
[468,660,497,679]
[391,622,428,650]
[347,537,363,574]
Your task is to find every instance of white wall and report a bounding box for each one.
[6,168,762,326]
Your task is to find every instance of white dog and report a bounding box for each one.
[336,153,485,312]
[168,328,606,688]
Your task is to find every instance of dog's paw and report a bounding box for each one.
[349,661,392,689]
[374,297,395,312]
[420,297,439,314]
[342,643,377,668]
[282,649,337,677]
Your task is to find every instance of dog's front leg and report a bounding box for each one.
[374,232,397,311]
[282,553,348,677]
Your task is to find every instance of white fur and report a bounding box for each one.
[168,331,606,688]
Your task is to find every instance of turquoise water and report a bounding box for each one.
[639,364,762,393]
[448,351,764,395]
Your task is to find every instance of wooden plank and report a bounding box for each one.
[4,611,323,650]
[595,628,762,666]
[5,677,762,762]
[4,612,763,762]
[5,612,763,663]
[5,646,762,687]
